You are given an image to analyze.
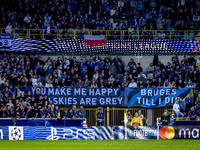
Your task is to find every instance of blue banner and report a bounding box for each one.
[31,87,125,107]
[4,126,125,140]
[126,88,191,108]
[28,87,192,107]
[2,126,157,140]
[0,127,9,140]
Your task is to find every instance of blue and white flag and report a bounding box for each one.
[126,88,191,108]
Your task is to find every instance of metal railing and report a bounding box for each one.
[1,28,200,40]
[153,108,173,124]
[84,108,148,126]
[85,108,97,126]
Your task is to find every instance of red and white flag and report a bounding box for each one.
[84,35,105,46]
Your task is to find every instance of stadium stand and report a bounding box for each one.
[2,1,200,147]
[1,0,200,40]
[0,53,199,119]
[0,0,200,125]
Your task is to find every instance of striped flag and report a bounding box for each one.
[84,35,105,46]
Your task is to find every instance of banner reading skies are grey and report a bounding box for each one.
[126,88,191,108]
[31,87,125,107]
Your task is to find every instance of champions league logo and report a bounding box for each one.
[9,127,24,140]
[11,127,22,140]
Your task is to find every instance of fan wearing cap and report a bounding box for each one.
[130,112,143,126]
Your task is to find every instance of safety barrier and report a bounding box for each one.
[59,107,148,126]
[0,108,147,126]
[84,108,148,126]
[0,108,148,127]
[153,108,173,124]
[0,108,147,127]
[1,28,200,40]
[84,108,97,126]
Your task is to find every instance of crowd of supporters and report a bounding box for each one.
[0,53,200,118]
[1,0,200,39]
[161,96,200,125]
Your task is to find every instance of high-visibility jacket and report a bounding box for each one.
[131,117,143,126]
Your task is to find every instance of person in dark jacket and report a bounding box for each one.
[58,77,66,88]
[36,65,46,83]
[116,62,124,79]
[67,108,74,118]
[176,79,185,89]
[161,111,170,125]
[25,105,33,119]
[62,109,68,119]
[153,54,159,66]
